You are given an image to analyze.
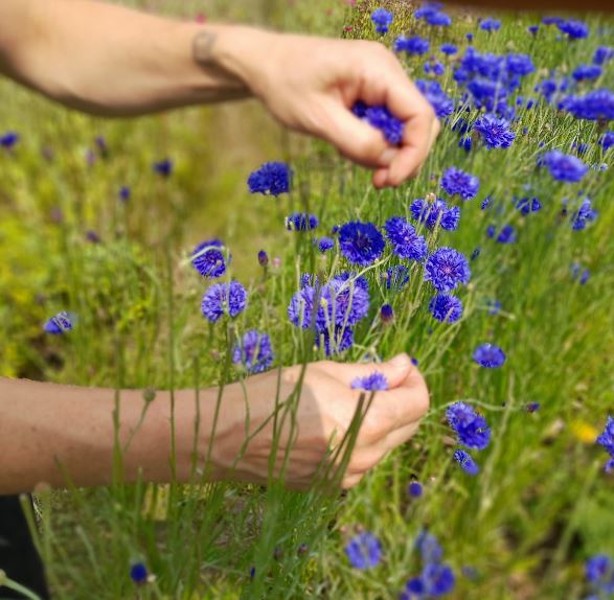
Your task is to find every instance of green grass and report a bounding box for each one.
[1,1,613,598]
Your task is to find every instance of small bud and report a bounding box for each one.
[257,250,269,267]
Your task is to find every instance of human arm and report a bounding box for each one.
[0,355,428,494]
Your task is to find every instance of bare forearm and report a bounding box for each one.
[0,0,261,117]
[0,378,221,493]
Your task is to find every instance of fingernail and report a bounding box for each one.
[389,353,410,368]
[378,147,397,166]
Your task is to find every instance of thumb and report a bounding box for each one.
[320,99,398,169]
[320,353,414,389]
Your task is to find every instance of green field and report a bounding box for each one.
[1,1,613,598]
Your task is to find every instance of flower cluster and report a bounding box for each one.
[247,161,292,196]
[351,372,389,391]
[447,402,491,450]
[345,532,382,569]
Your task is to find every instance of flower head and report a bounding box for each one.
[440,43,458,55]
[191,239,228,278]
[317,236,335,252]
[380,303,395,324]
[480,17,501,31]
[424,247,471,293]
[153,158,173,177]
[0,131,19,149]
[556,19,589,39]
[371,8,393,34]
[429,294,463,323]
[541,150,588,183]
[441,167,480,200]
[594,46,614,66]
[345,532,382,569]
[410,197,460,231]
[43,311,75,334]
[596,416,614,457]
[232,330,274,374]
[473,343,506,368]
[395,35,430,55]
[351,372,389,391]
[453,449,479,475]
[130,562,148,585]
[338,221,385,266]
[384,217,428,261]
[247,161,292,196]
[474,114,515,149]
[201,281,247,323]
[447,402,491,450]
[408,481,423,498]
[285,212,319,231]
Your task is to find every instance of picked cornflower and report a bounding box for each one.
[473,343,506,368]
[453,449,480,475]
[424,247,471,293]
[191,239,227,278]
[345,532,382,569]
[474,114,515,149]
[201,281,247,323]
[600,131,614,150]
[152,158,173,177]
[247,161,292,196]
[429,294,463,323]
[370,8,393,34]
[410,197,460,231]
[441,167,480,200]
[351,372,389,392]
[232,330,274,374]
[285,212,319,232]
[447,402,491,450]
[541,150,588,183]
[352,102,404,145]
[44,311,75,335]
[384,217,428,261]
[338,221,385,266]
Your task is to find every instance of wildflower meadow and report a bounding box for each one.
[1,0,613,598]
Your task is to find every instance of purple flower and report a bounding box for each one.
[541,150,588,183]
[447,401,491,450]
[593,46,614,66]
[118,186,131,202]
[43,311,75,334]
[248,161,292,196]
[191,239,228,278]
[415,531,444,563]
[232,330,274,374]
[317,236,335,252]
[410,197,460,231]
[351,372,389,392]
[480,17,501,31]
[440,43,458,55]
[571,198,598,230]
[345,532,382,569]
[201,281,247,323]
[394,35,430,55]
[557,19,589,39]
[338,221,385,266]
[384,217,428,261]
[600,131,614,150]
[563,89,614,121]
[441,167,480,200]
[408,481,423,498]
[380,303,394,324]
[453,449,479,475]
[371,8,393,34]
[596,416,614,458]
[473,343,506,368]
[285,212,319,231]
[572,64,602,81]
[0,131,19,149]
[585,554,614,588]
[429,294,463,323]
[422,562,456,596]
[487,224,516,244]
[416,80,455,118]
[425,11,451,26]
[153,158,173,177]
[130,562,148,584]
[474,114,515,149]
[257,250,269,267]
[424,247,471,293]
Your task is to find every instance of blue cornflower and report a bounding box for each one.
[563,89,614,121]
[0,131,19,149]
[408,481,423,498]
[118,186,131,202]
[585,555,614,591]
[425,11,451,26]
[380,304,394,324]
[422,562,456,596]
[328,274,371,327]
[351,372,389,392]
[459,136,473,152]
[411,198,460,231]
[571,263,590,284]
[371,8,393,34]
[319,326,355,356]
[600,131,614,150]
[248,161,291,196]
[317,236,335,252]
[43,311,75,334]
[557,19,589,39]
[191,239,228,278]
[424,248,471,293]
[528,25,540,35]
[480,18,501,31]
[394,35,430,56]
[429,294,463,323]
[201,281,247,323]
[416,80,455,118]
[515,196,542,215]
[339,221,385,266]
[285,212,319,232]
[596,416,614,457]
[345,532,382,569]
[415,531,444,563]
[571,198,598,230]
[232,330,274,374]
[440,43,458,55]
[473,343,506,368]
[441,167,480,200]
[153,158,172,177]
[424,61,445,76]
[384,217,428,261]
[130,562,148,584]
[593,46,614,66]
[414,2,443,20]
[487,224,517,244]
[541,150,588,183]
[572,64,603,81]
[453,449,479,475]
[447,401,491,450]
[352,102,404,145]
[525,402,541,413]
[474,114,515,149]
[382,264,410,291]
[257,250,269,267]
